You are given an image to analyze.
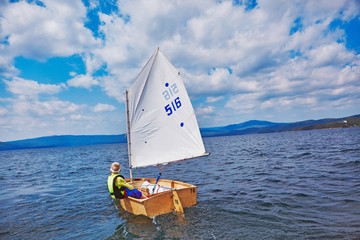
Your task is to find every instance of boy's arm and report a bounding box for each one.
[116,177,134,190]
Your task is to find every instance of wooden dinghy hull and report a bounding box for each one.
[119,178,197,218]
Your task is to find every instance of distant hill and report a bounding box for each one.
[200,114,360,137]
[258,114,360,134]
[0,134,126,151]
[1,114,359,151]
[200,120,286,137]
[292,115,360,131]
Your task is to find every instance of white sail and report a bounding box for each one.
[126,48,207,168]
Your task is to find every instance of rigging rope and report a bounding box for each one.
[152,158,188,194]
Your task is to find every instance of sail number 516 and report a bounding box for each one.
[165,97,181,116]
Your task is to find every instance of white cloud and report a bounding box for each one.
[70,114,93,120]
[261,96,318,110]
[98,75,128,102]
[10,0,351,113]
[196,106,215,115]
[93,103,116,112]
[337,60,360,85]
[67,74,99,89]
[88,0,359,124]
[0,55,18,78]
[206,96,224,103]
[0,0,98,65]
[225,93,260,113]
[89,0,357,95]
[307,43,354,67]
[4,77,64,98]
[2,76,88,135]
[82,52,105,75]
[0,107,8,116]
[0,96,94,141]
[69,71,77,77]
[12,99,84,116]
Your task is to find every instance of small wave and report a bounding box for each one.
[224,161,235,165]
[293,193,311,198]
[274,202,292,208]
[289,152,312,158]
[340,148,360,153]
[253,188,264,192]
[265,177,283,183]
[331,159,360,167]
[261,201,273,207]
[297,217,320,224]
[343,199,358,203]
[211,189,223,193]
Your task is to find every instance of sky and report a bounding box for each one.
[0,0,359,142]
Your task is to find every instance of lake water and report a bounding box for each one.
[1,128,359,239]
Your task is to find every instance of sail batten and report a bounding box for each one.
[126,49,207,169]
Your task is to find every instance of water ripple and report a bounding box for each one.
[1,128,360,239]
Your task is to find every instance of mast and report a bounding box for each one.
[125,90,133,182]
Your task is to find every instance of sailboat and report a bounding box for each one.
[120,48,209,218]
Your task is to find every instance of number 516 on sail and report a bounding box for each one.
[165,97,181,116]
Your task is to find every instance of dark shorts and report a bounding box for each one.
[125,188,142,199]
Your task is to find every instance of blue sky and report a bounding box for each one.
[0,0,359,141]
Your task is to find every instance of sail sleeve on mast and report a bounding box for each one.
[125,90,133,181]
[126,48,208,168]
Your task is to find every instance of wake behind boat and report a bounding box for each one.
[119,48,209,217]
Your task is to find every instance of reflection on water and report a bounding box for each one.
[108,201,156,239]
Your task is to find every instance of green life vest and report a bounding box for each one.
[107,174,127,199]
